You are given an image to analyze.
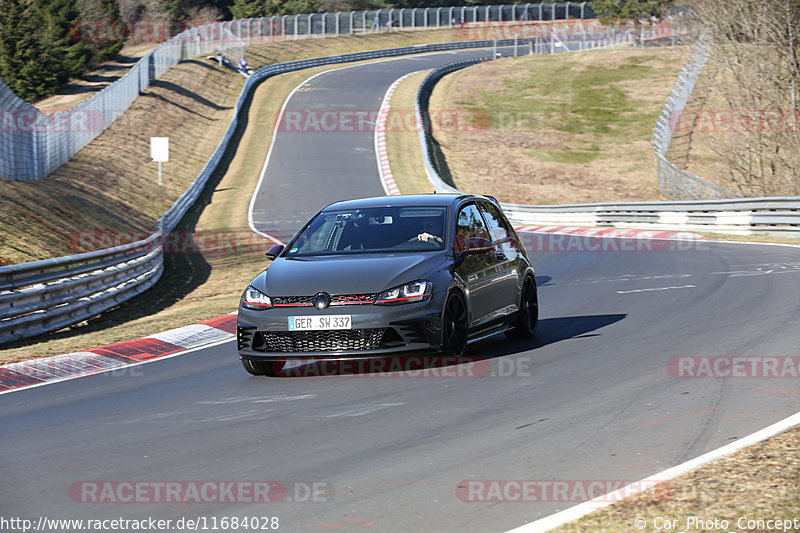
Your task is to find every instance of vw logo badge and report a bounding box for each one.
[313,292,331,310]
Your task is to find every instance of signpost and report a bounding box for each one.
[150,137,169,186]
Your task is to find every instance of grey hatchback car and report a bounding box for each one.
[237,194,537,376]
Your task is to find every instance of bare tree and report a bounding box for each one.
[688,0,800,196]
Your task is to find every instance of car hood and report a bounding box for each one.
[253,253,447,296]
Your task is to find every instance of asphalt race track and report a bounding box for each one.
[249,48,502,242]
[2,49,800,533]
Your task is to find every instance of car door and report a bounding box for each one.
[477,200,523,320]
[453,202,502,332]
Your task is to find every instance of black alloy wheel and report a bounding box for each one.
[442,291,468,356]
[506,275,538,340]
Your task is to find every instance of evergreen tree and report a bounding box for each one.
[591,0,675,24]
[231,0,278,18]
[231,0,320,18]
[0,0,63,100]
[0,0,125,101]
[35,0,94,82]
[79,0,124,63]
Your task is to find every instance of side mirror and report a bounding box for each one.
[266,244,284,260]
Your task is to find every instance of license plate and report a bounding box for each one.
[288,315,351,331]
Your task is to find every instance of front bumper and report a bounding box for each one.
[237,296,444,360]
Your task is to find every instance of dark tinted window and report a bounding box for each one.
[479,201,514,243]
[285,206,446,256]
[455,203,490,252]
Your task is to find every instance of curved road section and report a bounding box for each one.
[2,49,800,533]
[250,49,494,242]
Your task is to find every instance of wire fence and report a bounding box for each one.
[652,38,736,199]
[0,2,594,182]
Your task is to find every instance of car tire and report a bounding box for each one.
[442,291,468,356]
[241,358,285,377]
[506,275,538,340]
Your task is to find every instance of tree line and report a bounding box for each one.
[0,0,124,101]
[687,0,800,196]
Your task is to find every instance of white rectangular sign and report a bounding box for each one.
[150,137,169,162]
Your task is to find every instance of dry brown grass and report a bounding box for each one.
[555,425,800,532]
[386,70,431,194]
[0,57,240,265]
[426,46,689,205]
[35,42,160,114]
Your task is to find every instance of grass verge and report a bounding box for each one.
[553,425,800,532]
[419,46,689,205]
[386,70,431,194]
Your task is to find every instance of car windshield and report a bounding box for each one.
[284,206,447,257]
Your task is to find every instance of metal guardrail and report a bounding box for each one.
[502,197,800,235]
[418,57,493,194]
[415,47,800,236]
[0,235,163,343]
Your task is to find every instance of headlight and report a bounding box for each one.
[241,286,272,310]
[376,280,432,305]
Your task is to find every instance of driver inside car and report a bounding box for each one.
[416,217,443,245]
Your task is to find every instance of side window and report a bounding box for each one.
[455,203,491,252]
[479,201,513,243]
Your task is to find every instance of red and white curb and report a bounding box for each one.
[0,314,236,395]
[375,71,426,196]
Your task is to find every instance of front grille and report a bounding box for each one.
[272,293,378,307]
[332,294,378,305]
[272,296,313,306]
[256,329,386,352]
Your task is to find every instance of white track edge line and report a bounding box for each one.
[374,70,427,195]
[507,410,800,532]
